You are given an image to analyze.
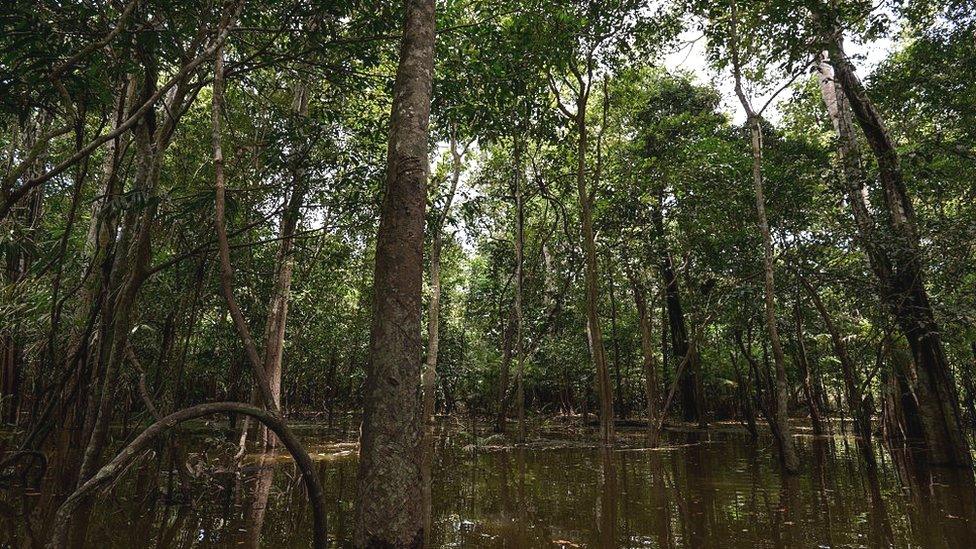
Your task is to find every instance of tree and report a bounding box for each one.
[355,0,436,546]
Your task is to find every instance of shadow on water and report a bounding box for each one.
[3,426,976,547]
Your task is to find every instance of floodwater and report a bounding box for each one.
[4,424,976,547]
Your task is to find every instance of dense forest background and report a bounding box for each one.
[1,0,975,546]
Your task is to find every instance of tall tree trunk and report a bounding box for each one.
[255,83,309,448]
[575,104,614,444]
[824,32,971,467]
[513,138,527,443]
[799,275,876,467]
[355,0,435,545]
[71,57,162,545]
[730,8,799,471]
[422,126,463,427]
[747,116,798,473]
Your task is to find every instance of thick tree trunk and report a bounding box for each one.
[825,35,971,467]
[355,0,435,545]
[730,0,798,473]
[730,26,799,470]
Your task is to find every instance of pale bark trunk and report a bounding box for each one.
[749,119,798,473]
[730,8,799,471]
[355,0,435,545]
[422,126,462,427]
[575,103,615,445]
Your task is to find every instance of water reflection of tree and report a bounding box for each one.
[889,446,976,547]
[597,446,617,547]
[244,456,275,548]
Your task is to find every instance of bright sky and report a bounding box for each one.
[663,28,898,124]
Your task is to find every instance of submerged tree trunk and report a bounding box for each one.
[824,33,971,467]
[575,106,614,445]
[730,9,799,472]
[355,0,435,545]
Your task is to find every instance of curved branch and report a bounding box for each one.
[45,402,327,549]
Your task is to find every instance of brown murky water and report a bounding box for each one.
[4,425,976,547]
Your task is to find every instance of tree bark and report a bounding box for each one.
[355,0,435,545]
[824,33,971,467]
[730,5,799,472]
